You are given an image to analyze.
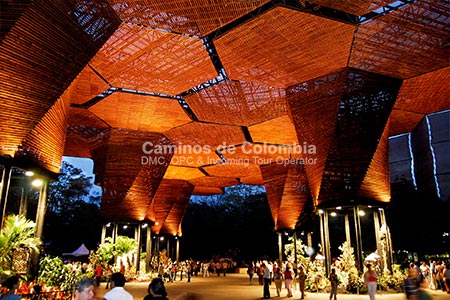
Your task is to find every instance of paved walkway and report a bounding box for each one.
[93,273,450,300]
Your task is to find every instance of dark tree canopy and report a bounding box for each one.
[180,185,278,263]
[41,161,102,254]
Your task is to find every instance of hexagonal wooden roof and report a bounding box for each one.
[1,0,449,233]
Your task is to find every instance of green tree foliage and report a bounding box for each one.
[47,161,98,213]
[91,237,115,266]
[43,161,102,254]
[90,236,137,267]
[182,185,277,262]
[284,236,308,266]
[0,215,41,276]
[38,256,87,291]
[337,241,360,292]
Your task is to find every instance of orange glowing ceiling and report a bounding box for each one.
[1,0,449,234]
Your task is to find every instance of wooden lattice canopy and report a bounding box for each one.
[1,0,449,234]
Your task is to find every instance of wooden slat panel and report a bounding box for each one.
[65,108,111,158]
[349,0,450,79]
[203,162,261,178]
[260,163,287,227]
[185,80,287,126]
[215,7,355,88]
[249,115,298,145]
[261,162,311,231]
[150,179,194,235]
[0,0,119,162]
[107,0,270,37]
[68,66,110,105]
[317,69,401,205]
[220,143,291,166]
[388,110,425,137]
[89,23,217,95]
[89,91,191,132]
[0,0,31,41]
[358,123,390,202]
[169,151,224,167]
[389,67,450,135]
[192,186,224,195]
[99,129,172,221]
[278,163,310,230]
[288,71,345,203]
[163,166,205,180]
[310,0,396,16]
[164,122,246,149]
[19,95,70,173]
[240,175,265,185]
[188,176,239,188]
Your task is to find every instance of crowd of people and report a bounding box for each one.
[74,258,450,300]
[1,257,449,300]
[243,259,450,300]
[404,261,450,300]
[245,260,308,299]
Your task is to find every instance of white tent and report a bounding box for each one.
[364,252,381,261]
[62,244,90,256]
[315,254,325,260]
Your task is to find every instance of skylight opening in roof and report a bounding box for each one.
[359,0,415,24]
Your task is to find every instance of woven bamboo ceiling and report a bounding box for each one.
[1,0,449,235]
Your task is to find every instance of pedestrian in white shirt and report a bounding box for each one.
[103,272,133,300]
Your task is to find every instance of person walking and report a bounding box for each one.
[258,263,265,286]
[273,265,283,297]
[364,264,377,300]
[74,278,96,300]
[262,262,271,299]
[298,265,307,300]
[95,263,103,287]
[329,268,338,300]
[445,263,450,293]
[404,267,419,300]
[143,277,168,300]
[103,272,133,300]
[202,261,210,278]
[247,262,255,285]
[416,276,433,300]
[284,265,294,298]
[105,266,113,289]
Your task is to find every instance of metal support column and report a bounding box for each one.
[145,226,152,272]
[19,186,29,217]
[380,208,393,271]
[319,211,325,257]
[35,178,48,239]
[344,214,351,246]
[136,225,142,273]
[101,224,107,244]
[166,238,170,258]
[293,231,298,268]
[278,232,283,263]
[323,210,331,276]
[0,166,12,229]
[175,237,180,263]
[373,209,381,254]
[353,206,363,272]
[113,223,118,243]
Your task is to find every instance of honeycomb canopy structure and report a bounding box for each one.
[0,0,449,234]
